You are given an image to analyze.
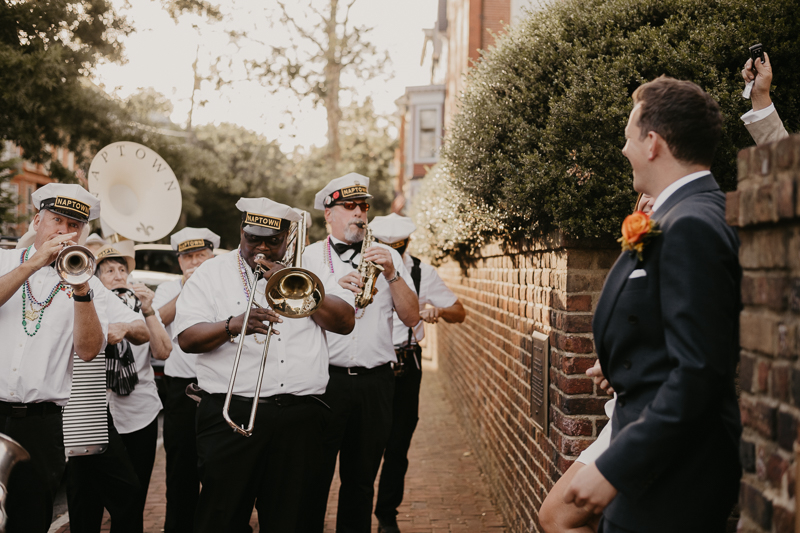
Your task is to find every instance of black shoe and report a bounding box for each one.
[377,517,401,533]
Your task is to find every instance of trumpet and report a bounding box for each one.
[353,221,384,309]
[56,245,96,285]
[222,212,325,437]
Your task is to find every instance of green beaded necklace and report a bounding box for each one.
[20,246,70,337]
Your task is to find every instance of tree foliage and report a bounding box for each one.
[287,97,397,242]
[248,0,389,165]
[420,0,800,263]
[0,0,131,162]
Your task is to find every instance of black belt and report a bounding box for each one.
[209,393,316,407]
[329,363,391,376]
[0,401,63,418]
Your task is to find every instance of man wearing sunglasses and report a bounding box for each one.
[304,173,420,533]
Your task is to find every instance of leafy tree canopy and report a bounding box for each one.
[0,0,131,162]
[417,0,800,263]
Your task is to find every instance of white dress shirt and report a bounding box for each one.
[105,294,163,434]
[392,254,457,346]
[303,236,414,368]
[173,249,354,396]
[651,171,711,213]
[153,278,196,379]
[740,103,776,124]
[0,246,109,405]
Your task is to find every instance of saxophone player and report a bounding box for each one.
[304,173,420,533]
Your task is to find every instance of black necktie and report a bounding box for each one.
[332,241,362,267]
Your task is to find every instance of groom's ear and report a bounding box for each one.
[647,131,667,161]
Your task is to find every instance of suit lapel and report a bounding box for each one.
[593,250,639,362]
[594,173,720,361]
[650,173,718,224]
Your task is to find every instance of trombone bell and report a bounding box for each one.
[56,245,96,285]
[266,268,325,319]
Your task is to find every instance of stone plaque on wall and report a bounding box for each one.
[530,330,549,431]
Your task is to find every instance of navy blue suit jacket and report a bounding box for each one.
[592,174,742,532]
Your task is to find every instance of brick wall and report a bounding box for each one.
[482,0,511,49]
[728,134,800,533]
[435,234,618,532]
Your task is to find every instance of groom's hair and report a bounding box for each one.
[632,76,722,167]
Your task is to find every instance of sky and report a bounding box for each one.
[93,0,440,152]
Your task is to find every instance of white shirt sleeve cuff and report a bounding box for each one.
[741,103,776,125]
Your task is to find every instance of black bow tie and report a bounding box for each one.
[332,241,362,257]
[332,241,362,267]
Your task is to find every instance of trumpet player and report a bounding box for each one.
[173,198,355,533]
[0,183,108,533]
[305,173,420,533]
[152,227,219,533]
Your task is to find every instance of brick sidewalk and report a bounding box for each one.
[52,365,506,533]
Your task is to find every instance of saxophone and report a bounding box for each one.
[354,222,385,309]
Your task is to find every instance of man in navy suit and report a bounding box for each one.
[564,76,742,532]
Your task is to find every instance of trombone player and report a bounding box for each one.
[304,173,420,533]
[0,183,108,533]
[173,197,355,533]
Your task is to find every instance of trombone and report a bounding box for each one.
[222,213,325,437]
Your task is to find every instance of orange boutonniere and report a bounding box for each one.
[617,211,661,261]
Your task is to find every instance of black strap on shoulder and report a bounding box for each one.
[410,256,422,295]
[407,256,423,346]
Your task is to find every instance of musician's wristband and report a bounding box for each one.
[386,271,400,284]
[73,289,93,302]
[142,309,155,318]
[225,316,235,341]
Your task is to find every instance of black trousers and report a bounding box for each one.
[65,411,142,533]
[0,410,66,533]
[162,376,200,533]
[194,393,328,533]
[116,415,159,532]
[375,347,422,523]
[309,364,395,533]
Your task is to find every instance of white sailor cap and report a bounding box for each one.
[236,198,302,237]
[314,172,373,210]
[31,183,100,222]
[170,227,221,255]
[86,233,106,246]
[95,240,136,273]
[370,213,417,251]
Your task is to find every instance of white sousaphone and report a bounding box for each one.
[88,141,182,243]
[63,142,182,459]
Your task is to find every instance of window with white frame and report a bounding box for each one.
[417,107,440,161]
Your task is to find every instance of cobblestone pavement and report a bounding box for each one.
[52,364,505,533]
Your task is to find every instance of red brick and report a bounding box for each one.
[772,503,795,533]
[740,396,777,439]
[551,408,593,437]
[553,372,594,395]
[740,481,773,530]
[776,179,795,220]
[725,190,740,227]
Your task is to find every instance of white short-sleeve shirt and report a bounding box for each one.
[153,278,197,379]
[104,293,163,434]
[393,254,458,346]
[0,247,109,405]
[303,236,414,369]
[173,249,354,397]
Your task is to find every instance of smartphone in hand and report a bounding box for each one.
[749,43,765,72]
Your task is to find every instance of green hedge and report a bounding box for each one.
[414,0,800,263]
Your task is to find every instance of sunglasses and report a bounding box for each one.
[333,201,370,212]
